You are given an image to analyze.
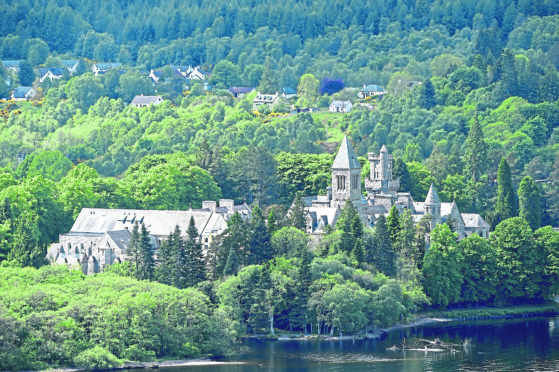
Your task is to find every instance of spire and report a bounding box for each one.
[380,144,388,153]
[332,135,360,169]
[425,183,440,205]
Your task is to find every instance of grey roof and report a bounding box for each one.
[94,62,122,70]
[462,213,490,229]
[130,95,163,105]
[425,184,440,205]
[70,208,216,238]
[2,60,21,68]
[12,86,33,98]
[360,84,385,93]
[228,86,254,95]
[330,100,352,108]
[282,87,297,94]
[105,230,131,251]
[332,135,361,170]
[380,144,388,153]
[61,59,78,68]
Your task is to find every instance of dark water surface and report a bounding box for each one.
[158,316,559,371]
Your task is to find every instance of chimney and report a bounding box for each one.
[219,199,234,212]
[202,200,217,212]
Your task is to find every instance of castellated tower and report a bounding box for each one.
[331,135,362,210]
[365,144,400,196]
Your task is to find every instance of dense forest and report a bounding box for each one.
[1,0,559,369]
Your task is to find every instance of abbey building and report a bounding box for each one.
[302,135,490,238]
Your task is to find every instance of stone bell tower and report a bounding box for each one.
[331,135,362,209]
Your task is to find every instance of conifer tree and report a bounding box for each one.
[292,250,312,333]
[463,116,487,182]
[386,205,401,248]
[393,158,411,192]
[289,192,307,231]
[138,222,155,280]
[127,222,141,278]
[371,215,396,276]
[258,56,280,94]
[185,216,206,287]
[248,206,273,264]
[223,248,240,276]
[495,157,517,224]
[337,201,357,254]
[156,236,174,285]
[518,176,541,230]
[267,208,278,235]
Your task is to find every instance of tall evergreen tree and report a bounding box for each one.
[127,222,141,278]
[289,192,307,231]
[156,233,174,285]
[267,208,278,235]
[138,222,155,280]
[393,158,411,192]
[18,60,35,86]
[248,206,273,264]
[495,157,517,224]
[258,56,280,94]
[463,116,487,182]
[185,216,206,287]
[518,176,541,230]
[386,205,401,248]
[371,215,396,276]
[223,248,240,276]
[418,79,436,109]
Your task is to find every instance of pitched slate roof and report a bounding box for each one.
[360,84,385,93]
[332,135,361,169]
[282,87,297,95]
[130,95,163,105]
[228,86,254,95]
[11,86,33,98]
[70,208,215,238]
[462,213,490,229]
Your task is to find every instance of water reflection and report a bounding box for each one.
[133,316,559,372]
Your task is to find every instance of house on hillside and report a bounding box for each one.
[2,60,21,72]
[329,100,352,113]
[281,87,297,99]
[171,65,193,78]
[358,84,385,99]
[252,92,280,111]
[149,70,164,84]
[61,60,79,74]
[130,95,164,108]
[38,68,65,83]
[11,86,36,101]
[227,86,254,98]
[92,62,122,76]
[188,66,210,81]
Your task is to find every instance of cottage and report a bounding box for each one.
[61,60,79,74]
[358,84,386,99]
[11,86,36,101]
[2,60,22,72]
[253,92,280,111]
[329,100,352,113]
[227,86,254,98]
[92,62,122,76]
[188,66,210,81]
[149,70,164,84]
[130,95,164,108]
[38,68,65,83]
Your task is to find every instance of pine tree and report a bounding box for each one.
[289,192,307,231]
[127,222,141,278]
[495,157,517,224]
[418,79,436,109]
[386,205,401,248]
[463,116,487,182]
[258,56,280,94]
[371,215,396,276]
[223,248,240,276]
[138,223,155,280]
[248,206,273,264]
[518,176,541,230]
[18,60,35,86]
[337,201,358,254]
[156,235,174,285]
[267,208,278,235]
[393,158,411,192]
[185,216,206,287]
[293,250,312,333]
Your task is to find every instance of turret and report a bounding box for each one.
[424,183,441,230]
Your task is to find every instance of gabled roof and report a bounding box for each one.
[38,67,64,77]
[462,213,490,229]
[282,87,297,95]
[130,95,163,105]
[332,135,361,170]
[330,100,352,107]
[11,86,33,98]
[61,60,78,68]
[228,86,254,95]
[93,62,122,70]
[2,60,21,68]
[425,184,440,205]
[360,84,385,93]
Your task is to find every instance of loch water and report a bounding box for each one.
[150,316,559,371]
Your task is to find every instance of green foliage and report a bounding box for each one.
[495,158,517,225]
[74,346,121,369]
[518,176,541,230]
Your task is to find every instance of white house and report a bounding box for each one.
[329,100,352,113]
[358,84,386,99]
[130,95,164,108]
[92,62,122,76]
[252,92,280,111]
[11,86,36,101]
